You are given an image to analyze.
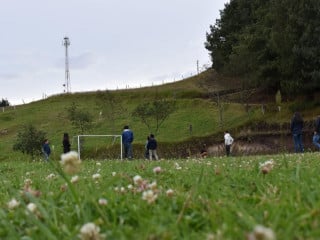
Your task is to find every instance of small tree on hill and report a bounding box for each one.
[132,97,176,134]
[13,124,46,158]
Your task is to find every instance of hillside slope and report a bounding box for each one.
[0,69,318,160]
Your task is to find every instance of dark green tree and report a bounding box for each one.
[0,98,10,107]
[13,124,46,157]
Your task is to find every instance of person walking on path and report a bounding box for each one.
[224,131,234,156]
[122,125,134,159]
[313,115,320,150]
[290,112,304,153]
[147,134,159,160]
[62,133,71,153]
[42,139,51,161]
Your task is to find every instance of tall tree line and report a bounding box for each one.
[205,0,320,95]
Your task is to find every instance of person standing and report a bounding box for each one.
[290,112,304,153]
[224,131,234,156]
[147,134,159,160]
[313,115,320,150]
[42,139,51,161]
[62,133,71,153]
[122,125,134,159]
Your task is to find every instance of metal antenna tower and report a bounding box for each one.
[63,36,71,93]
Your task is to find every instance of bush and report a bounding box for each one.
[13,124,46,157]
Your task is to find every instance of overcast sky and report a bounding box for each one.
[0,0,228,105]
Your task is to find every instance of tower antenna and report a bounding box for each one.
[63,36,71,93]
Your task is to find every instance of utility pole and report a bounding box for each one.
[63,36,71,93]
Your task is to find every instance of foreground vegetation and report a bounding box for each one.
[1,152,320,239]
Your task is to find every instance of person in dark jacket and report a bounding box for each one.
[290,112,304,153]
[312,116,320,150]
[147,134,159,160]
[122,125,134,159]
[62,133,71,153]
[42,139,51,161]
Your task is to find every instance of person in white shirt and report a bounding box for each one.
[224,131,234,156]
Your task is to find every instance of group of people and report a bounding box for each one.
[43,113,319,161]
[121,125,159,160]
[290,112,320,153]
[42,133,71,161]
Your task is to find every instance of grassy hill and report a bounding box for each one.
[0,69,319,161]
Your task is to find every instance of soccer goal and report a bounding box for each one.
[76,135,122,160]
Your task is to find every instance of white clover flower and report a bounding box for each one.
[153,166,162,174]
[71,175,79,183]
[96,162,101,166]
[46,173,56,180]
[112,172,116,176]
[98,198,108,206]
[7,198,20,210]
[142,190,158,204]
[24,178,33,187]
[79,222,101,240]
[92,173,101,180]
[127,184,133,190]
[148,181,157,191]
[27,203,37,213]
[260,159,274,174]
[133,175,143,185]
[166,189,174,197]
[120,187,126,193]
[175,163,182,170]
[247,225,276,240]
[60,151,81,174]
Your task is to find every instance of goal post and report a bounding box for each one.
[76,135,123,160]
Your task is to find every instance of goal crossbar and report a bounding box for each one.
[77,135,122,160]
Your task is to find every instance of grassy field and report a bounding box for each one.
[1,152,320,239]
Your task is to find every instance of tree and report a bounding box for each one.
[132,97,176,134]
[66,102,93,134]
[205,0,320,95]
[13,124,46,157]
[0,98,10,107]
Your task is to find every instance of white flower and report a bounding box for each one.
[148,181,157,191]
[27,203,37,213]
[98,198,108,206]
[46,173,56,180]
[112,172,116,176]
[96,162,101,166]
[153,166,162,174]
[71,175,79,183]
[92,173,101,180]
[79,222,101,240]
[247,225,276,240]
[142,190,158,204]
[7,198,20,210]
[166,189,174,197]
[260,159,274,174]
[60,151,81,174]
[127,184,133,190]
[133,175,143,185]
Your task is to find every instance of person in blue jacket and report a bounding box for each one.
[122,125,134,159]
[42,139,51,161]
[290,112,304,153]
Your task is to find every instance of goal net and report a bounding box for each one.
[76,135,122,160]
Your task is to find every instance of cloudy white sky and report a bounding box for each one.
[0,0,228,105]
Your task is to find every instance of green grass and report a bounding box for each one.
[1,153,320,239]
